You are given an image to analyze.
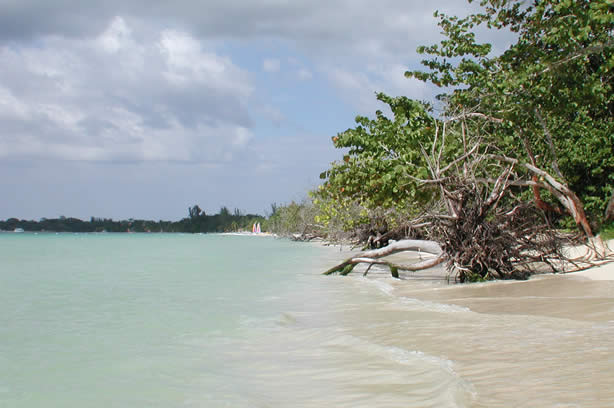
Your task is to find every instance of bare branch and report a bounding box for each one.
[439,142,480,175]
[539,39,614,75]
[446,112,504,124]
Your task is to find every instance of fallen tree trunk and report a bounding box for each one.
[323,239,445,278]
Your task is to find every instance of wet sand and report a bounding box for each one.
[377,241,614,407]
[394,271,614,322]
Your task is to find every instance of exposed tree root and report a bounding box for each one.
[323,120,608,283]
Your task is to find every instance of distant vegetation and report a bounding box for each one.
[0,205,266,234]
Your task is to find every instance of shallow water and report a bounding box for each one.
[387,274,614,407]
[1,233,612,407]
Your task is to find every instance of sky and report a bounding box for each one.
[0,0,512,221]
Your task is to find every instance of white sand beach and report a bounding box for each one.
[359,238,614,406]
[570,257,614,280]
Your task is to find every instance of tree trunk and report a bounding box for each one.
[605,191,614,223]
[531,175,564,215]
[488,154,595,238]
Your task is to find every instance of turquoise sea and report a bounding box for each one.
[2,232,613,407]
[0,233,472,407]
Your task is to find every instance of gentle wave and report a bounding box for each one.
[3,234,614,407]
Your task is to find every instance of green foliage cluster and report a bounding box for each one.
[312,195,366,233]
[0,216,177,233]
[312,93,451,240]
[318,0,613,237]
[600,222,614,240]
[263,196,400,243]
[180,205,264,233]
[408,0,614,220]
[316,93,438,211]
[266,200,320,237]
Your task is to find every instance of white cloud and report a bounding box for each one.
[0,0,519,219]
[263,58,281,73]
[97,16,132,53]
[159,30,223,77]
[296,68,312,81]
[0,17,254,163]
[0,1,479,54]
[0,85,30,119]
[231,126,252,147]
[324,63,436,115]
[257,104,285,126]
[158,29,252,102]
[325,68,377,114]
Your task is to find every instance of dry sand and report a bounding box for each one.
[569,258,614,280]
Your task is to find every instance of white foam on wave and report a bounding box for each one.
[323,333,456,373]
[238,310,303,330]
[398,297,472,314]
[354,276,472,314]
[322,333,477,407]
[356,276,396,296]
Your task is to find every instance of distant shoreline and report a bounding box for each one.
[0,211,267,234]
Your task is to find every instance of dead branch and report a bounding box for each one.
[446,112,505,124]
[539,39,614,75]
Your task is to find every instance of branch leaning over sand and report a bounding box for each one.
[323,239,445,278]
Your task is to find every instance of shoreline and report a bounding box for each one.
[331,237,614,281]
[335,238,614,406]
[364,238,614,319]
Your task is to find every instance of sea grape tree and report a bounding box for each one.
[320,0,614,280]
[408,0,614,234]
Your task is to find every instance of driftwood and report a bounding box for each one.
[323,239,445,278]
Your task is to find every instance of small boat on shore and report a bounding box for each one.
[13,228,24,233]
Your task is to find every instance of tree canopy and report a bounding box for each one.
[320,0,613,234]
[318,0,614,280]
[408,0,614,221]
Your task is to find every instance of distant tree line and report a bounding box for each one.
[0,205,266,233]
